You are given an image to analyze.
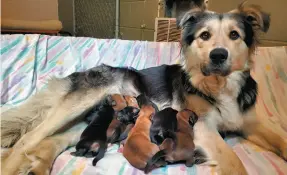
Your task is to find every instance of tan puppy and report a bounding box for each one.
[123,94,163,170]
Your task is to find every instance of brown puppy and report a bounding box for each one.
[124,95,139,108]
[163,110,199,165]
[111,94,127,111]
[106,94,128,141]
[145,109,208,173]
[123,94,164,170]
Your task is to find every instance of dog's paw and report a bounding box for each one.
[280,140,287,161]
[2,137,62,175]
[2,148,52,175]
[17,154,51,175]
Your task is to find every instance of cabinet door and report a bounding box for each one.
[119,0,159,41]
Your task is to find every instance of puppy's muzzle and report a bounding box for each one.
[209,48,228,65]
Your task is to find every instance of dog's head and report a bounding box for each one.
[178,2,270,77]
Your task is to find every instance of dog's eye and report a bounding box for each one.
[229,31,240,40]
[199,31,211,41]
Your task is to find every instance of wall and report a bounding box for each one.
[74,0,116,38]
[208,0,287,46]
[1,0,59,21]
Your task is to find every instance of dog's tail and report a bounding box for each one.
[1,78,71,147]
[144,150,167,174]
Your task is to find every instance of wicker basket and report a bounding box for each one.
[154,17,181,42]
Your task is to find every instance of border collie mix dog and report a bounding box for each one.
[2,3,286,175]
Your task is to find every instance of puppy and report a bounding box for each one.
[149,107,178,145]
[115,95,140,143]
[106,94,128,143]
[145,109,208,172]
[123,94,165,171]
[84,95,115,123]
[124,95,139,108]
[73,95,137,158]
[163,110,199,166]
[71,97,114,166]
[108,106,140,143]
[111,94,127,111]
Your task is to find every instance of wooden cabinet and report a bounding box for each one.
[119,0,164,41]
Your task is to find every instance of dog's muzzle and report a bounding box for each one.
[201,48,230,76]
[209,48,228,65]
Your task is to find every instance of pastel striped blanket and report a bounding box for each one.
[1,34,287,175]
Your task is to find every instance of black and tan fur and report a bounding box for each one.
[1,2,287,175]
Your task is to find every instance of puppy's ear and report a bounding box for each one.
[236,2,270,32]
[176,8,203,29]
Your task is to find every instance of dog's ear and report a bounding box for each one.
[176,8,203,29]
[235,2,270,33]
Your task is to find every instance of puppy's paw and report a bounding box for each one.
[72,141,100,158]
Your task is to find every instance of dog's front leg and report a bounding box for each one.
[13,88,109,152]
[2,87,110,174]
[194,119,247,175]
[2,122,86,175]
[242,112,287,160]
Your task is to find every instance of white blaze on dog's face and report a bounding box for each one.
[178,4,270,77]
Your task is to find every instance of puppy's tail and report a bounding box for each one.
[1,78,71,147]
[144,150,167,174]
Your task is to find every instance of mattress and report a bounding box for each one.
[1,34,287,175]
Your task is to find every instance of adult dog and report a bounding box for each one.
[2,2,286,175]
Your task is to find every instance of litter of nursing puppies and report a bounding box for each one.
[71,94,216,172]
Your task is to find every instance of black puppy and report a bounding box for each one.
[71,97,114,166]
[71,97,139,165]
[84,95,115,123]
[150,107,178,145]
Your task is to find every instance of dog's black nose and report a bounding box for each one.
[209,48,228,65]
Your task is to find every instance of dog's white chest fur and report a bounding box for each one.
[210,94,243,131]
[205,72,245,131]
